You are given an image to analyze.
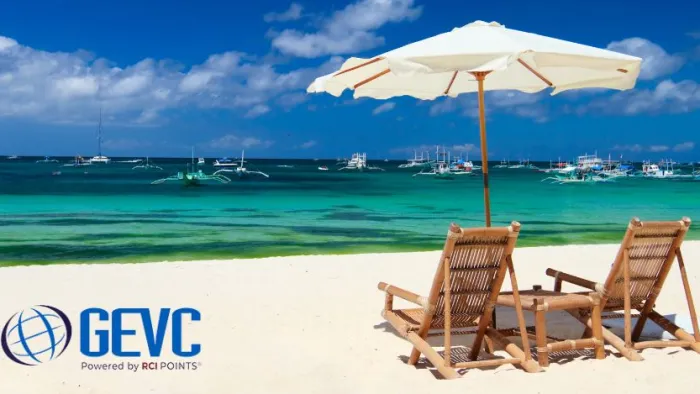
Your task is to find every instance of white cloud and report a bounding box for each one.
[245,104,271,118]
[687,31,700,39]
[300,140,317,149]
[582,79,700,115]
[674,141,695,152]
[52,76,99,98]
[612,144,644,153]
[0,35,341,124]
[372,102,395,115]
[607,38,685,80]
[264,3,304,23]
[0,36,18,51]
[428,90,548,122]
[107,71,151,97]
[612,142,695,153]
[270,0,422,58]
[277,92,308,108]
[429,99,457,116]
[202,134,274,151]
[451,144,479,153]
[649,145,670,152]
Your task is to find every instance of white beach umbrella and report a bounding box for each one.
[307,20,642,226]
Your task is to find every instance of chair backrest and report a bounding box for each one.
[425,222,520,326]
[601,217,691,310]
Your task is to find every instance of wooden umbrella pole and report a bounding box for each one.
[472,71,492,227]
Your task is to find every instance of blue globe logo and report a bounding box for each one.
[1,305,72,366]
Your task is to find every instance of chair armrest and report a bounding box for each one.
[377,282,427,308]
[546,268,602,293]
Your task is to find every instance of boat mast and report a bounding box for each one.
[97,107,103,157]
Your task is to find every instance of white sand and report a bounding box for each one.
[1,242,699,394]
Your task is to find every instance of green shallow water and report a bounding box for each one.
[1,158,699,266]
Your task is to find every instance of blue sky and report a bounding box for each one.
[0,0,698,160]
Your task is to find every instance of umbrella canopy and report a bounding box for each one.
[308,21,641,98]
[307,20,642,226]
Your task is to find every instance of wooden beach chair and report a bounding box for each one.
[377,221,542,379]
[546,217,700,361]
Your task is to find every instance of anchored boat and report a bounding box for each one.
[213,150,269,178]
[338,153,384,172]
[89,108,111,164]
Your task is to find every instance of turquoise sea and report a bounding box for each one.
[1,157,698,266]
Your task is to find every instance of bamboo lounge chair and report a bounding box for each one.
[546,217,700,361]
[377,221,542,379]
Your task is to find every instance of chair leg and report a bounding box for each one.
[590,295,606,360]
[408,317,435,365]
[486,328,542,373]
[677,250,700,343]
[406,332,459,379]
[534,308,549,367]
[568,311,644,361]
[647,310,700,353]
[408,340,425,365]
[484,336,495,354]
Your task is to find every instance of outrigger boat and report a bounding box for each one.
[576,152,603,170]
[493,158,509,168]
[152,168,231,186]
[398,151,432,169]
[597,154,633,178]
[133,157,163,170]
[542,168,613,184]
[635,159,692,179]
[152,148,230,186]
[541,158,575,174]
[213,150,269,178]
[507,160,525,169]
[36,156,59,164]
[338,153,384,171]
[213,157,238,167]
[414,146,471,179]
[63,156,92,167]
[523,159,539,170]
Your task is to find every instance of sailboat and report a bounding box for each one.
[90,108,110,164]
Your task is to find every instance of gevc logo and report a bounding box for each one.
[80,308,201,357]
[1,305,73,366]
[1,306,200,367]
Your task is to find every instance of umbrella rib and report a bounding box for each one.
[354,69,390,89]
[517,59,553,87]
[334,57,384,77]
[444,71,458,95]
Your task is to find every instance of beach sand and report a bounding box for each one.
[1,242,699,394]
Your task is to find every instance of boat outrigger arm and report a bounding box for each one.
[151,170,231,185]
[133,157,163,170]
